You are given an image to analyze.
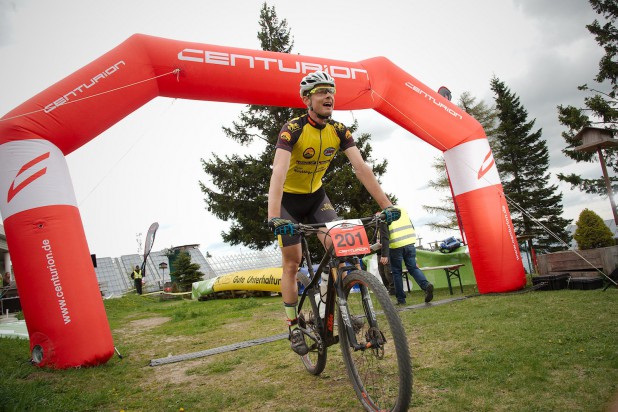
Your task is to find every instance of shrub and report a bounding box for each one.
[573,208,615,249]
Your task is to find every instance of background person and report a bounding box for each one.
[3,272,10,287]
[388,206,434,305]
[130,265,143,295]
[267,70,399,355]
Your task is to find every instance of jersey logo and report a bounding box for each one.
[323,147,335,156]
[333,122,345,132]
[280,131,292,142]
[303,148,315,159]
[345,130,353,140]
[288,122,300,132]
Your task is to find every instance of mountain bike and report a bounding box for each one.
[293,214,412,412]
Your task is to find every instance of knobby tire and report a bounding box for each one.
[338,270,412,412]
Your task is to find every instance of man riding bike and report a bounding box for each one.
[267,70,399,355]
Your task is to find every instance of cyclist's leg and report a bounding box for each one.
[308,189,338,249]
[280,243,310,355]
[280,243,302,305]
[279,201,310,355]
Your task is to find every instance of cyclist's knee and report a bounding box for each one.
[282,260,300,275]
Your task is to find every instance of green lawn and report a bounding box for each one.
[0,285,616,411]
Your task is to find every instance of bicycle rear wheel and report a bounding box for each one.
[297,274,327,375]
[338,270,412,412]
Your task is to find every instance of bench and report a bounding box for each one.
[403,264,465,295]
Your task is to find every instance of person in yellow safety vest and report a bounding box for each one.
[388,207,433,305]
[130,265,143,295]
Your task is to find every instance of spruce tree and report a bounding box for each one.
[557,0,618,195]
[200,3,392,250]
[491,77,571,253]
[573,208,615,249]
[171,251,205,291]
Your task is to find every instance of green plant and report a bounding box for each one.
[170,251,205,291]
[573,208,615,249]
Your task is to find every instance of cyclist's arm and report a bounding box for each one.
[343,146,393,209]
[268,148,291,219]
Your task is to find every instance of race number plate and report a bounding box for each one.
[326,219,370,257]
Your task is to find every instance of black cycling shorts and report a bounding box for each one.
[278,187,339,247]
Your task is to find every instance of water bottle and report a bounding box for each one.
[319,271,329,318]
[320,271,329,301]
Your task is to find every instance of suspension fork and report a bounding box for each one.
[335,263,371,351]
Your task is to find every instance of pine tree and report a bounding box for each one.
[557,0,618,195]
[573,208,615,249]
[491,77,571,253]
[423,92,498,233]
[171,251,205,291]
[200,3,393,250]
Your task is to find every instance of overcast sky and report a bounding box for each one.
[0,0,611,258]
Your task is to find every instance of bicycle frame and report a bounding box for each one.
[297,218,381,352]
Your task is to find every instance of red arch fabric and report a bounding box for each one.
[0,34,525,368]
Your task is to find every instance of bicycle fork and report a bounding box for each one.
[335,268,385,352]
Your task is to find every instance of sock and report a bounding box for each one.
[284,301,299,331]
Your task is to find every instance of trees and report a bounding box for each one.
[491,77,571,253]
[200,3,392,250]
[557,0,618,195]
[171,251,205,291]
[423,92,498,233]
[573,208,615,249]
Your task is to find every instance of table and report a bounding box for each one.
[404,264,465,295]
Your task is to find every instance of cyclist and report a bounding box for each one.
[267,70,399,355]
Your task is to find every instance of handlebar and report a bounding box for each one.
[293,213,386,234]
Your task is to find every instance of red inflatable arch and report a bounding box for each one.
[0,34,526,368]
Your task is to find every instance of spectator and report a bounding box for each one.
[130,265,143,295]
[388,206,434,305]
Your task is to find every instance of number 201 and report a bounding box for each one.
[335,232,362,247]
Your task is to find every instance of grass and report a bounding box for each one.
[0,285,616,411]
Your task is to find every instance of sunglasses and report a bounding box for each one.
[309,86,336,95]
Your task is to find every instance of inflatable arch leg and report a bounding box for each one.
[0,139,114,368]
[444,139,526,293]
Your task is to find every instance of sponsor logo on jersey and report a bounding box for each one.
[303,148,315,159]
[280,132,291,142]
[323,147,336,156]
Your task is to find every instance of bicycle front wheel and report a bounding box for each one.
[338,270,412,412]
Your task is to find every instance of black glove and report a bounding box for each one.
[268,217,296,236]
[382,206,401,223]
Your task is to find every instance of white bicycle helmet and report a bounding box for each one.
[299,71,336,97]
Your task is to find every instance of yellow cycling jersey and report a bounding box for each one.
[276,114,356,194]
